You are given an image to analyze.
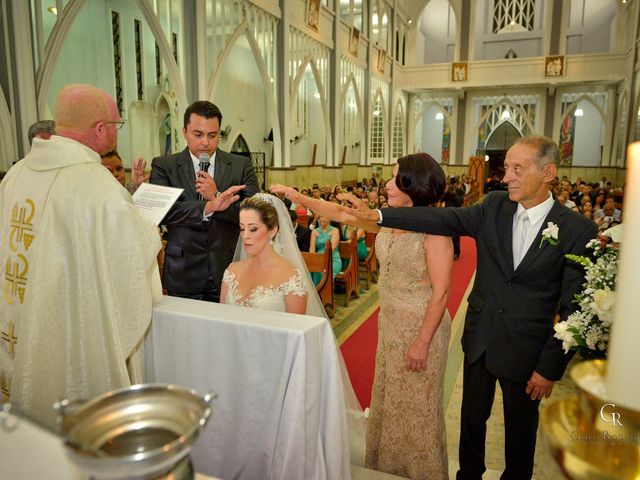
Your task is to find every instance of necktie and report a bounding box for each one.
[513,210,529,268]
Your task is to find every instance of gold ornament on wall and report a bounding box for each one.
[545,55,564,77]
[306,0,320,32]
[451,62,468,82]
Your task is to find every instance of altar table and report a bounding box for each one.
[145,296,351,480]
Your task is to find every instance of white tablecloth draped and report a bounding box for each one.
[145,296,351,480]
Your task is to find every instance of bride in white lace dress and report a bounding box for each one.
[221,193,367,465]
[221,195,308,313]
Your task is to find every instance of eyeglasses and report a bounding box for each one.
[103,120,126,130]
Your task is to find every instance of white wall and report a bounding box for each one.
[341,84,361,165]
[46,0,179,164]
[420,105,444,162]
[420,0,456,64]
[572,100,604,166]
[290,67,327,166]
[566,0,617,54]
[413,29,426,65]
[215,35,269,159]
[473,0,544,60]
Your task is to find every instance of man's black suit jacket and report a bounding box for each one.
[150,148,259,295]
[294,224,312,252]
[380,192,597,382]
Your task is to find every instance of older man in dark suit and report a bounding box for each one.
[357,136,597,479]
[151,101,258,302]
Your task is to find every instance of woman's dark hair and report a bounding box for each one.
[395,153,446,207]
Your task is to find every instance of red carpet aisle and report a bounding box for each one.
[341,237,477,408]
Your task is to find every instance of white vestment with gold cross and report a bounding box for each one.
[0,135,162,429]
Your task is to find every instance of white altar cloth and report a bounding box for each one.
[145,296,351,480]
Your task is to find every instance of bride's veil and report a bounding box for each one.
[233,192,366,464]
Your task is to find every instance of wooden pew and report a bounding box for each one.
[335,235,360,307]
[359,231,378,290]
[302,240,335,318]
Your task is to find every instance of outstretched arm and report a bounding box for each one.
[270,184,380,232]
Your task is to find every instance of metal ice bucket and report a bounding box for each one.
[55,384,214,480]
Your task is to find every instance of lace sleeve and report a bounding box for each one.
[222,269,234,287]
[282,269,308,297]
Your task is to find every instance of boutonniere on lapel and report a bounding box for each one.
[540,222,559,247]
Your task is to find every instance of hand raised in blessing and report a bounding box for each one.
[205,185,246,214]
[270,184,304,206]
[336,193,380,223]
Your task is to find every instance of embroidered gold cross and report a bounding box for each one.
[9,199,36,252]
[4,254,29,305]
[0,373,11,402]
[1,321,17,355]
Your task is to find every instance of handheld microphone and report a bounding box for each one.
[198,153,210,200]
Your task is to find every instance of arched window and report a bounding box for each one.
[493,0,535,33]
[340,0,367,34]
[392,104,405,159]
[231,134,250,154]
[370,95,385,161]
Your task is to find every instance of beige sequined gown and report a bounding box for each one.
[366,228,451,479]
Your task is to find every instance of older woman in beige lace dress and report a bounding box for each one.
[272,153,453,479]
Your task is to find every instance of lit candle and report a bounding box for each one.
[605,142,640,410]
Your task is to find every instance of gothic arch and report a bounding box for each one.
[559,95,605,124]
[338,73,363,117]
[230,132,251,153]
[392,100,406,158]
[415,101,452,123]
[418,0,462,61]
[369,88,388,163]
[475,99,535,137]
[393,100,405,128]
[485,121,522,148]
[338,73,366,164]
[289,57,332,165]
[207,21,281,166]
[36,0,187,116]
[154,88,180,154]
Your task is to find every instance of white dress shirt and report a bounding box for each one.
[190,150,217,219]
[512,192,555,268]
[189,150,216,179]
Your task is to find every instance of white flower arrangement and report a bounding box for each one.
[540,222,559,247]
[553,239,619,359]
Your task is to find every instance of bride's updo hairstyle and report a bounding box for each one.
[239,195,279,234]
[395,152,446,207]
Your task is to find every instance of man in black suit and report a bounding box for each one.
[289,209,311,252]
[356,136,597,479]
[444,176,466,260]
[150,101,259,301]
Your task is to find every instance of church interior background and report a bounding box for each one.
[1,1,638,478]
[0,0,635,190]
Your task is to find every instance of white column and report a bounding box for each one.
[11,0,39,154]
[195,0,207,99]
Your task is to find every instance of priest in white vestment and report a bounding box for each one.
[0,84,163,429]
